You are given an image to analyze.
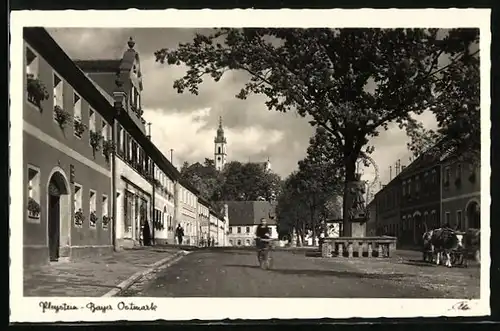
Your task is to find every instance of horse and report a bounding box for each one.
[422,225,435,262]
[433,225,464,267]
[422,224,464,267]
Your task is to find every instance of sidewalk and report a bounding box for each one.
[23,246,182,297]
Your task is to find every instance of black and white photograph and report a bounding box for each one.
[9,9,490,322]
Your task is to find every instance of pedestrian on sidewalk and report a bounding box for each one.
[143,220,152,246]
[176,224,184,245]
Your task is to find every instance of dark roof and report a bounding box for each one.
[25,28,179,182]
[226,201,277,226]
[209,208,225,221]
[198,195,211,208]
[179,178,200,195]
[74,60,121,72]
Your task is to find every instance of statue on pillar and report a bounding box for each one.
[346,179,367,222]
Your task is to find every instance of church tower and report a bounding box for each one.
[214,116,227,171]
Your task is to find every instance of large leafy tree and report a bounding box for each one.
[220,161,282,201]
[156,28,479,234]
[406,29,480,163]
[180,159,282,203]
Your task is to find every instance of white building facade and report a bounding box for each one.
[175,181,199,245]
[153,166,176,245]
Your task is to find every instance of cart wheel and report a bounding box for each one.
[455,253,464,266]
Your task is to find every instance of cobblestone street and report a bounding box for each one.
[120,248,481,298]
[23,247,181,297]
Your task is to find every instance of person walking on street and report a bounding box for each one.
[176,224,184,245]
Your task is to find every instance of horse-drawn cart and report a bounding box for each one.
[422,228,480,268]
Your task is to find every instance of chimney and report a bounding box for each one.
[402,165,406,171]
[170,149,173,164]
[389,166,392,181]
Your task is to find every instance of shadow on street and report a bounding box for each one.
[223,264,409,280]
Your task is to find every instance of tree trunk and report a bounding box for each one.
[310,206,317,246]
[342,151,358,237]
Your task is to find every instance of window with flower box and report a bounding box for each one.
[89,189,97,228]
[73,93,86,139]
[73,184,83,227]
[102,194,109,230]
[53,72,63,108]
[27,165,41,222]
[26,46,43,108]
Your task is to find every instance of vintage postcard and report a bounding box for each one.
[9,9,490,322]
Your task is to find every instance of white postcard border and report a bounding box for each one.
[9,8,491,322]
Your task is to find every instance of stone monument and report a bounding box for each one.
[344,177,368,237]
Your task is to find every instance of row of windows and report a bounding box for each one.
[443,162,476,186]
[26,165,109,229]
[228,226,273,235]
[26,46,110,147]
[402,169,437,198]
[198,205,210,218]
[116,125,154,178]
[154,167,175,196]
[229,239,253,246]
[73,183,109,229]
[379,161,477,210]
[153,208,173,231]
[180,188,197,208]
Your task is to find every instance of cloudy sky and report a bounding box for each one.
[47,28,437,191]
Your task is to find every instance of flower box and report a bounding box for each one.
[74,117,87,138]
[27,197,41,219]
[90,130,103,152]
[26,74,49,109]
[90,211,98,227]
[102,215,111,228]
[102,140,115,163]
[54,105,73,129]
[74,208,85,226]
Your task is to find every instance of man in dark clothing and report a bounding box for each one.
[175,224,184,245]
[255,218,271,249]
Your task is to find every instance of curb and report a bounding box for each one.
[102,250,189,297]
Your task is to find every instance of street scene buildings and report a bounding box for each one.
[18,25,483,302]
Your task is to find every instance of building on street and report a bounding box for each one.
[366,198,377,237]
[227,201,278,246]
[175,179,199,245]
[153,164,177,245]
[440,151,481,230]
[198,197,211,246]
[374,175,402,239]
[23,28,115,266]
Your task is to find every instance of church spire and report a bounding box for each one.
[214,116,227,171]
[215,116,226,143]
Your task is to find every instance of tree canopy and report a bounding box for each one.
[157,28,480,234]
[180,158,282,206]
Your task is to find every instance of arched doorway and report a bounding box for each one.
[47,170,69,261]
[466,200,480,229]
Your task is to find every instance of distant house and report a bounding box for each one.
[226,201,278,247]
